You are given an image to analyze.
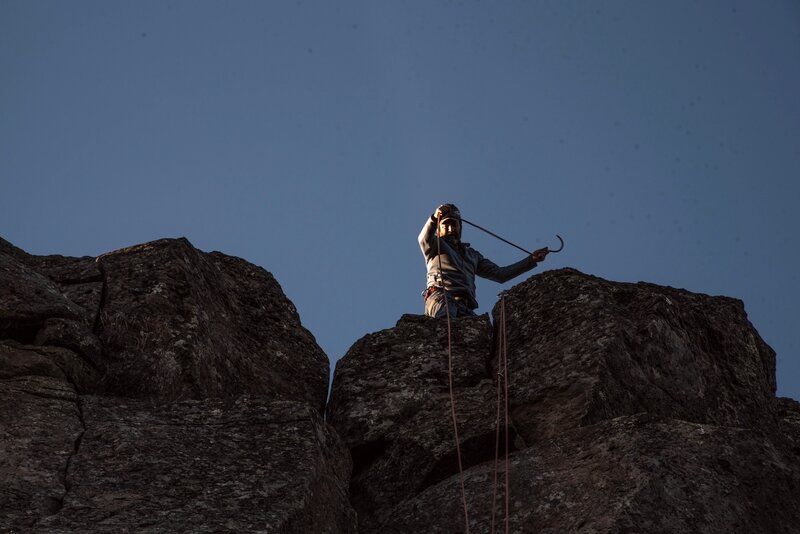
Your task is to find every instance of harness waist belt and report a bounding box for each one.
[423,286,469,302]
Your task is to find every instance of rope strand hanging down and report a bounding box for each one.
[502,295,510,534]
[491,294,512,534]
[433,213,553,532]
[436,229,471,534]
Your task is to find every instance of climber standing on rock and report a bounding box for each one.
[419,204,549,318]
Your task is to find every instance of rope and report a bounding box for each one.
[490,303,503,533]
[491,294,512,534]
[434,214,532,532]
[436,227,471,534]
[502,295,510,534]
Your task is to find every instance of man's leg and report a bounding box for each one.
[455,300,477,317]
[425,291,459,318]
[425,292,474,318]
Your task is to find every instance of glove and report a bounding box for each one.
[434,204,457,221]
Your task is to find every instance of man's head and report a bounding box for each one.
[437,204,462,242]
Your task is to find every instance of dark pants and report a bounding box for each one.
[424,290,477,319]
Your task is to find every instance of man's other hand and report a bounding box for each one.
[532,247,549,262]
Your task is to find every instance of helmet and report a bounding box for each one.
[438,204,461,222]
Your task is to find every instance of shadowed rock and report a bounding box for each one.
[332,268,798,533]
[492,268,778,444]
[0,341,98,392]
[0,247,85,343]
[778,397,800,456]
[94,238,328,410]
[32,396,355,533]
[328,314,512,532]
[381,414,800,534]
[4,236,798,533]
[1,237,329,409]
[24,255,103,325]
[0,237,101,330]
[1,236,351,532]
[0,376,83,531]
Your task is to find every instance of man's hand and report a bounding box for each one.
[532,247,549,262]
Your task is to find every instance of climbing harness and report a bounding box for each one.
[433,213,565,533]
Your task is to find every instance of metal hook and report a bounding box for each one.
[547,234,565,253]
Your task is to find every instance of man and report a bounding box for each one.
[419,204,549,318]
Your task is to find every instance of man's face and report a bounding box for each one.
[438,218,461,241]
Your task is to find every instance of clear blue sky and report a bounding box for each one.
[2,1,798,400]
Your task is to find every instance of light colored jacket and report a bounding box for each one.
[418,214,539,309]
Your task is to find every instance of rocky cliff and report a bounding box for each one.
[1,237,354,533]
[329,269,800,533]
[2,237,799,533]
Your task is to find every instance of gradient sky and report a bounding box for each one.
[2,1,798,400]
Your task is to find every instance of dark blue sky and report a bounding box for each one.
[2,1,798,400]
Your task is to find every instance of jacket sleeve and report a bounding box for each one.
[474,249,538,283]
[418,213,439,259]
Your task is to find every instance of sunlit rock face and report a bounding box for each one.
[0,237,355,533]
[330,268,800,533]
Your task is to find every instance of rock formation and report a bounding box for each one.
[0,237,355,533]
[93,238,329,410]
[328,268,800,533]
[3,235,799,533]
[327,314,502,532]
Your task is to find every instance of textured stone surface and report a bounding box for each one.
[24,254,102,325]
[2,236,329,408]
[0,341,98,391]
[0,237,28,260]
[34,317,103,371]
[0,376,83,531]
[32,397,355,533]
[328,314,510,531]
[5,235,798,533]
[1,236,348,532]
[381,414,800,533]
[94,238,329,410]
[491,268,778,444]
[330,268,797,533]
[778,397,800,457]
[0,239,101,325]
[0,247,84,343]
[1,239,104,389]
